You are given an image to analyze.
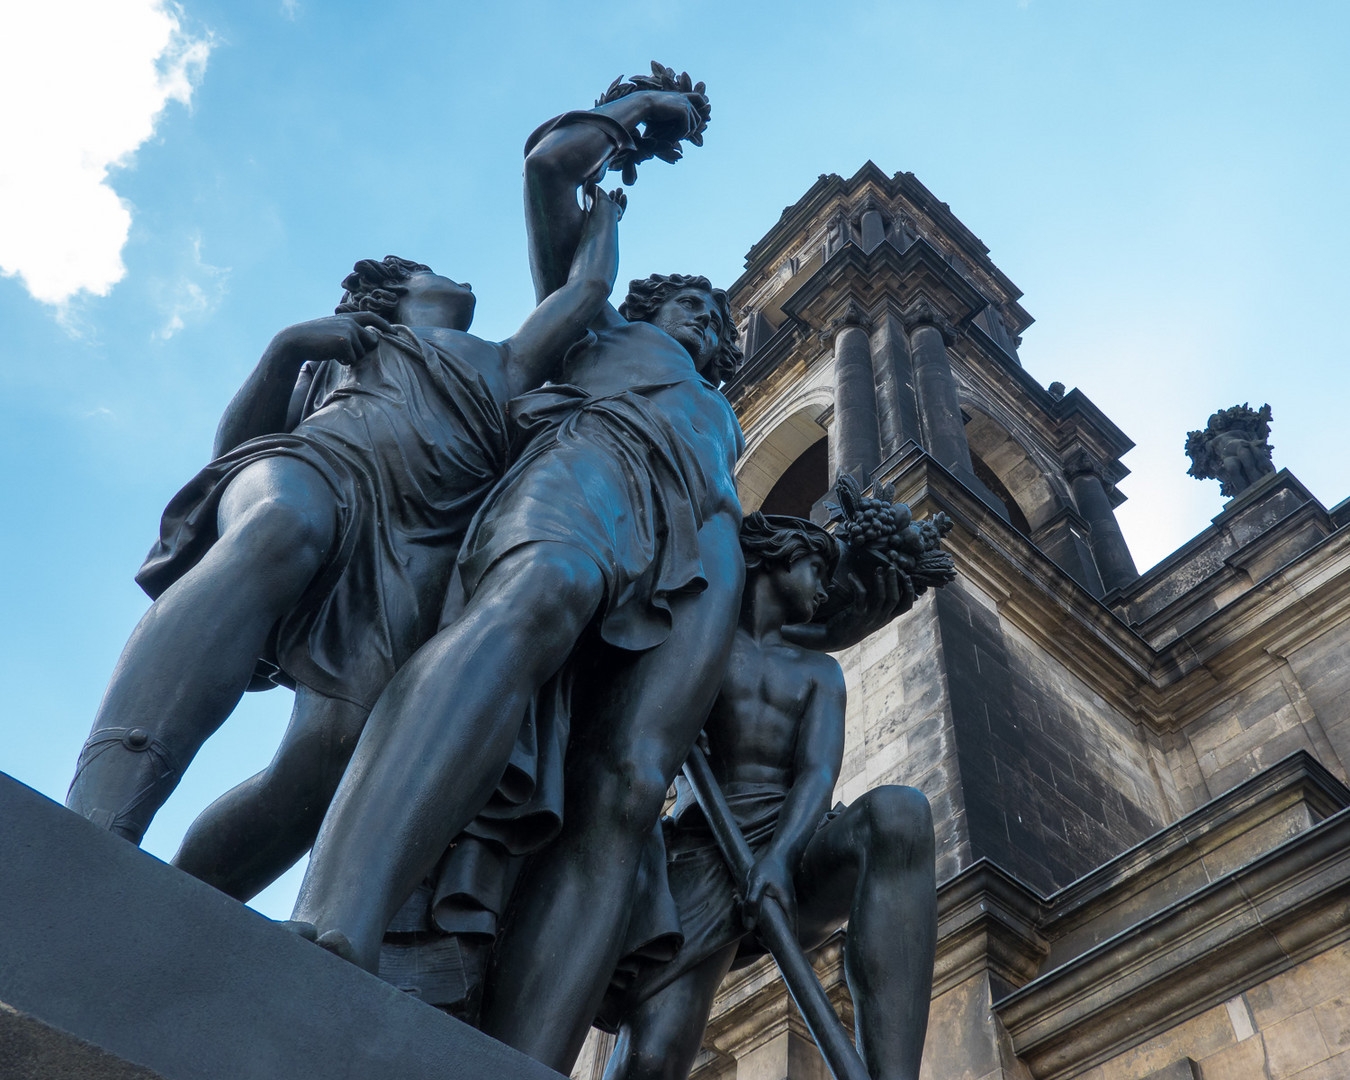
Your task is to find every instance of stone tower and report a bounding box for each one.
[574,164,1350,1080]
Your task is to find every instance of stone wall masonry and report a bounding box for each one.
[934,580,1164,894]
[833,595,972,884]
[921,972,1035,1080]
[1286,622,1350,786]
[1000,621,1167,837]
[1115,474,1321,637]
[996,795,1350,1077]
[1073,939,1350,1080]
[1168,665,1346,811]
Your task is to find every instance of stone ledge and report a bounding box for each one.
[1039,751,1350,962]
[0,772,561,1080]
[994,802,1350,1078]
[934,860,1048,996]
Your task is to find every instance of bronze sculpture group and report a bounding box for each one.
[66,66,945,1080]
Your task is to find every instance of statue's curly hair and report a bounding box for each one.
[739,512,840,577]
[335,256,432,320]
[619,273,742,385]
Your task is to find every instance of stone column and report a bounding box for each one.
[870,311,922,453]
[859,207,886,252]
[831,302,881,484]
[904,302,975,476]
[1066,452,1139,592]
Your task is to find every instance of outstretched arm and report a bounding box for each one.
[501,186,624,397]
[212,312,390,457]
[742,659,847,934]
[781,565,916,653]
[523,89,705,304]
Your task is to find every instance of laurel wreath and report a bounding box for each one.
[596,62,712,185]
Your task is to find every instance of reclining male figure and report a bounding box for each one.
[602,513,937,1080]
[65,191,624,882]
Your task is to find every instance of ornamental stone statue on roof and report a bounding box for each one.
[1185,402,1276,499]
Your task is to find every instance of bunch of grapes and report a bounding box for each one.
[827,475,957,590]
[841,496,911,548]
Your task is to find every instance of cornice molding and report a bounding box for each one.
[996,805,1350,1078]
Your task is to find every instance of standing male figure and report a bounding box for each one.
[66,190,623,869]
[289,81,746,1070]
[293,77,908,1072]
[601,514,937,1080]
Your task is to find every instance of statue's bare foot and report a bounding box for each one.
[316,928,357,963]
[278,919,319,941]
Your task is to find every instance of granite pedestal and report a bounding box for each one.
[0,772,561,1080]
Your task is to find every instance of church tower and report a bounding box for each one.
[570,165,1350,1080]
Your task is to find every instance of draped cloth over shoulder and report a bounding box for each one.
[459,375,739,653]
[136,326,511,710]
[379,331,745,1006]
[448,331,743,851]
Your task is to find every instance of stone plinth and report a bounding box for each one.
[0,772,562,1080]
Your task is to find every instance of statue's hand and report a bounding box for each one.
[742,854,797,936]
[634,88,708,147]
[819,565,917,651]
[592,65,712,183]
[274,312,392,367]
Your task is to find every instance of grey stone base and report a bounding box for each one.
[0,772,561,1080]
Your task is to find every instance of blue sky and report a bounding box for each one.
[2,1,1346,918]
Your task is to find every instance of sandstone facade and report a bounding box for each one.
[573,164,1350,1080]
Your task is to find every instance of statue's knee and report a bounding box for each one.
[222,491,333,572]
[218,463,336,569]
[864,786,934,859]
[587,757,669,835]
[494,545,603,637]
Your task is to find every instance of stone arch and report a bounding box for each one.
[736,391,833,513]
[962,407,1068,533]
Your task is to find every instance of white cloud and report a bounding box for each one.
[0,2,212,306]
[281,0,301,21]
[155,233,229,339]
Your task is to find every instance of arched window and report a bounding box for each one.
[963,408,1065,534]
[736,401,832,513]
[760,438,829,518]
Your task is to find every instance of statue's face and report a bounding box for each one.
[398,271,476,331]
[652,287,724,374]
[771,553,832,624]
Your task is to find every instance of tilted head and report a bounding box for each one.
[336,256,476,331]
[619,273,741,384]
[740,511,840,623]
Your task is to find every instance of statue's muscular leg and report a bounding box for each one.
[66,457,340,844]
[603,944,740,1080]
[480,515,744,1073]
[291,541,606,973]
[795,785,936,1080]
[173,687,368,900]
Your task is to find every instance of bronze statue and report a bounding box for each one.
[599,513,938,1080]
[1185,402,1276,499]
[286,73,921,1075]
[65,189,625,858]
[288,77,746,1063]
[66,64,941,1080]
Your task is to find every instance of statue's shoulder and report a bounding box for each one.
[415,326,501,358]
